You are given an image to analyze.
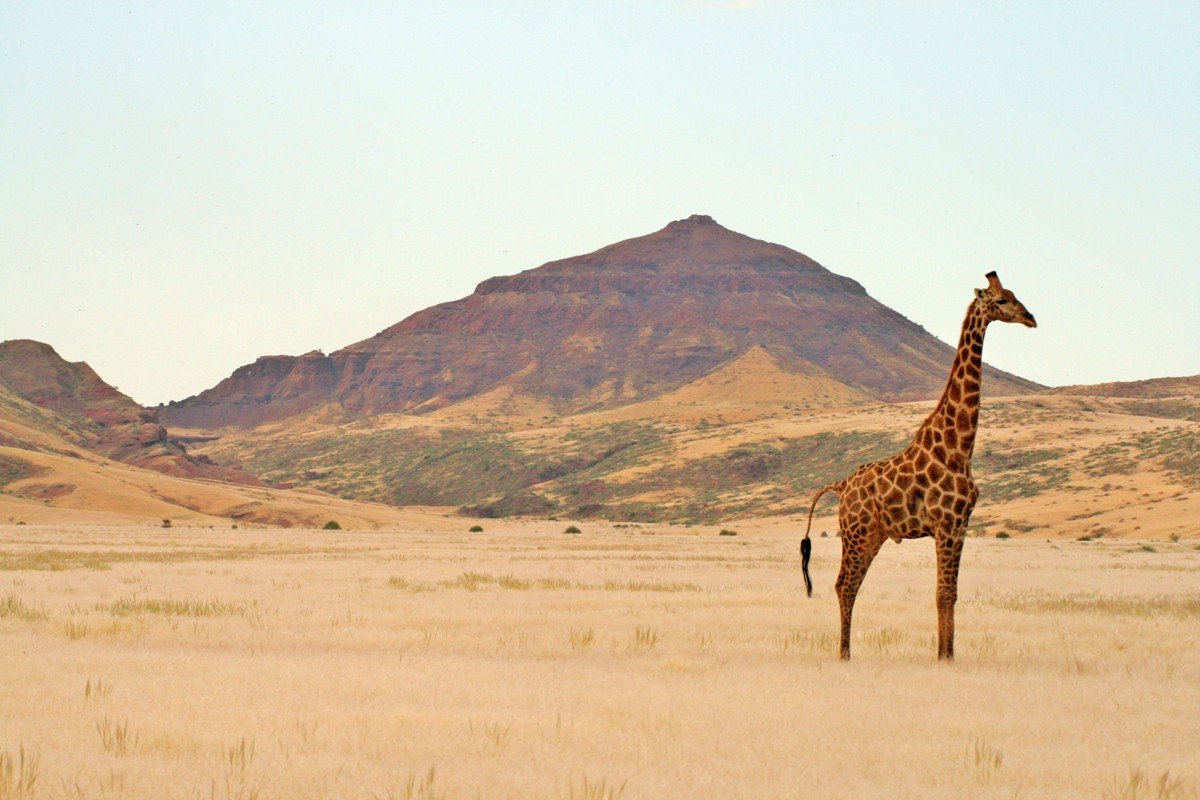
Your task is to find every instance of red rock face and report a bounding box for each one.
[0,339,258,484]
[161,215,1042,428]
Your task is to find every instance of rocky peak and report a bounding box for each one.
[665,213,720,229]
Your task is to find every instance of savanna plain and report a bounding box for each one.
[2,521,1198,800]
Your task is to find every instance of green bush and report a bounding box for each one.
[718,529,738,537]
[564,525,582,534]
[469,525,483,532]
[995,531,1010,539]
[323,520,341,530]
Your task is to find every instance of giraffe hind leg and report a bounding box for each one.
[835,523,885,660]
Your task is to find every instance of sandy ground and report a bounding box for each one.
[2,522,1198,799]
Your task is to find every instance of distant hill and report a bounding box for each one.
[0,340,442,528]
[160,215,1042,429]
[0,339,255,483]
[1055,375,1200,398]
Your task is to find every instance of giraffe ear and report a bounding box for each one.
[974,288,984,300]
[985,271,1002,290]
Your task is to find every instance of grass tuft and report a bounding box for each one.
[96,715,138,756]
[630,626,659,649]
[0,593,46,621]
[569,628,595,650]
[374,767,444,800]
[102,595,256,618]
[561,775,627,800]
[0,746,39,800]
[1104,768,1196,800]
[84,678,112,700]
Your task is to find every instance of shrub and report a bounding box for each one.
[161,519,171,528]
[995,531,1010,539]
[718,529,738,537]
[323,520,341,530]
[564,525,582,534]
[469,525,483,532]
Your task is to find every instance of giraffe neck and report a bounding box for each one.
[918,299,989,465]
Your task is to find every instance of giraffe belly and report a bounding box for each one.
[887,520,931,543]
[879,482,931,542]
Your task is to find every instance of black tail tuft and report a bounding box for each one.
[800,537,813,598]
[801,480,840,599]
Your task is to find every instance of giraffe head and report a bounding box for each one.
[975,271,1037,328]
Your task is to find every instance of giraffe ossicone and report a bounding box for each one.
[801,271,1036,660]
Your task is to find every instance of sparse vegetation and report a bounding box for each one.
[0,455,32,490]
[0,592,46,621]
[96,715,138,756]
[989,591,1200,618]
[564,525,581,534]
[2,525,1197,798]
[102,596,256,618]
[191,386,1200,530]
[562,775,627,800]
[469,525,483,532]
[0,745,39,800]
[323,520,342,530]
[1104,767,1195,800]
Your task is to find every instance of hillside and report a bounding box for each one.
[160,215,1041,429]
[0,339,256,484]
[0,440,455,529]
[189,371,1200,538]
[1055,374,1200,399]
[0,378,449,529]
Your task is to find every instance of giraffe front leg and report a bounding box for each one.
[934,532,965,660]
[835,525,884,660]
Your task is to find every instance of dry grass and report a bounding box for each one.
[0,746,40,800]
[1,523,1197,799]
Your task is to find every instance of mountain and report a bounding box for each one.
[160,215,1041,429]
[0,339,255,483]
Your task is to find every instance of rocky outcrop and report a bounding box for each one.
[161,351,337,428]
[162,215,1043,428]
[0,339,259,484]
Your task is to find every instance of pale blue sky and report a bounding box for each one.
[3,2,1198,405]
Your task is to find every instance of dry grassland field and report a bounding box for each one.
[2,521,1199,800]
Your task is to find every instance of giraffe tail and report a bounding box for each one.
[801,480,843,598]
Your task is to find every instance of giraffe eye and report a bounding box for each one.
[995,299,1008,305]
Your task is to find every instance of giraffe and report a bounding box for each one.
[800,271,1036,660]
